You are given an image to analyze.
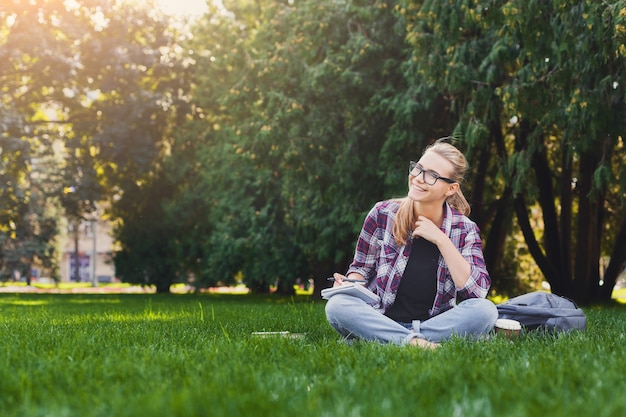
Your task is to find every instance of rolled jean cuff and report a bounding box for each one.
[403,319,425,345]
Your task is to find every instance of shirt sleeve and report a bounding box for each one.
[455,221,491,299]
[346,204,381,281]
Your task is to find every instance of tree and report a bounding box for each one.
[164,0,427,295]
[270,0,424,296]
[0,142,60,283]
[113,173,181,293]
[0,1,69,280]
[401,0,626,303]
[1,0,193,289]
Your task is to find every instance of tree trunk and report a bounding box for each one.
[559,145,573,280]
[311,260,341,300]
[468,144,491,228]
[154,282,171,294]
[533,147,566,276]
[476,119,516,291]
[276,278,296,296]
[24,264,32,286]
[483,191,515,291]
[573,153,602,304]
[514,195,569,295]
[73,220,80,282]
[596,211,626,301]
[248,279,270,294]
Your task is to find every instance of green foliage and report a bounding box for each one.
[3,0,626,302]
[401,0,626,302]
[0,114,61,280]
[0,293,625,417]
[1,0,193,286]
[164,0,424,293]
[112,175,181,293]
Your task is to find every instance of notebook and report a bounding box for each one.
[321,283,380,304]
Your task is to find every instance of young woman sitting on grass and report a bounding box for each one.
[325,139,498,349]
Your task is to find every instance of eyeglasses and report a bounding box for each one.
[409,161,455,185]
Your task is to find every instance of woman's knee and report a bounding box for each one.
[324,294,351,322]
[324,295,339,320]
[461,297,498,324]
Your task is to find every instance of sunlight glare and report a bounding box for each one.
[155,0,208,17]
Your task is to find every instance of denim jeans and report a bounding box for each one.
[325,294,498,345]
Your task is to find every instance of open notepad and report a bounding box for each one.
[321,283,380,304]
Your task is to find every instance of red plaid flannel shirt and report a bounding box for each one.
[346,200,491,317]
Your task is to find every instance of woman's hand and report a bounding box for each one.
[332,273,348,287]
[412,215,444,244]
[332,272,366,287]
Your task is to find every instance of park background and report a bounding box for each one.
[2,2,626,416]
[2,0,626,305]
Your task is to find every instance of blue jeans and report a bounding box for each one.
[325,294,498,345]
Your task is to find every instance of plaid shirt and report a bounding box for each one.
[346,200,491,317]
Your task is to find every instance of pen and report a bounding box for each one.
[326,277,368,283]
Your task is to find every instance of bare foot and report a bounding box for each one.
[410,337,440,350]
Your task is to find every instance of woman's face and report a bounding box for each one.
[407,151,457,204]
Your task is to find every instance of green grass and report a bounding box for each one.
[0,293,624,417]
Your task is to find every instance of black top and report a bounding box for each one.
[384,237,440,323]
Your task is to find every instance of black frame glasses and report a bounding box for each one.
[409,161,456,185]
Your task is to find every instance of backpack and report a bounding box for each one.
[496,291,586,333]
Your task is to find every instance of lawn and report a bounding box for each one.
[0,293,624,417]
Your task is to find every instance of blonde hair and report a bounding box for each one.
[392,139,471,245]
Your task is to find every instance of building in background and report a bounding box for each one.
[58,216,117,283]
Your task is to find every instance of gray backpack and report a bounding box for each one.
[496,292,586,333]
